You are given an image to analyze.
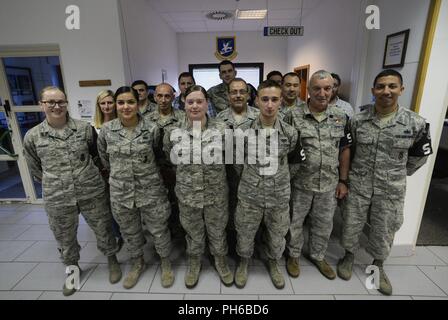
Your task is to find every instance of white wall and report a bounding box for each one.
[0,0,128,119]
[359,0,431,109]
[177,31,288,89]
[393,0,448,256]
[287,0,362,102]
[119,0,178,89]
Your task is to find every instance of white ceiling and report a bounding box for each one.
[147,0,316,33]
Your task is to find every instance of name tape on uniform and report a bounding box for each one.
[263,26,304,37]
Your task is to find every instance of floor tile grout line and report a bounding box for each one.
[13,211,37,225]
[12,240,38,262]
[79,263,100,292]
[147,263,159,294]
[416,265,448,296]
[425,246,448,265]
[11,224,34,240]
[287,272,295,295]
[37,290,46,300]
[9,261,40,291]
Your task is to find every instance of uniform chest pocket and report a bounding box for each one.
[393,138,413,149]
[135,143,154,163]
[36,142,50,158]
[355,131,374,158]
[107,145,120,155]
[330,126,345,139]
[300,128,315,139]
[391,138,413,162]
[277,136,290,158]
[70,139,89,155]
[330,126,345,149]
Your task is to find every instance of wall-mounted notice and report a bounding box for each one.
[263,26,304,37]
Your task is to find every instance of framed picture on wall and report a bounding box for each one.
[383,29,410,69]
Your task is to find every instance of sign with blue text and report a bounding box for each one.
[215,36,238,61]
[263,26,304,37]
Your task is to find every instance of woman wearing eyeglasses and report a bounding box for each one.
[97,86,174,289]
[163,85,233,289]
[23,86,121,296]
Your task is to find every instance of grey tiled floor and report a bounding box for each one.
[1,203,448,300]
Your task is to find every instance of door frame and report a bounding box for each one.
[294,64,310,102]
[0,46,63,203]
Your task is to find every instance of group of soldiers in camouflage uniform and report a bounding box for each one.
[23,59,432,297]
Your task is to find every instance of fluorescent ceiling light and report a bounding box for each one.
[236,9,267,20]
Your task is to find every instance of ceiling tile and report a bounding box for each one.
[176,20,207,29]
[267,9,301,20]
[169,11,206,21]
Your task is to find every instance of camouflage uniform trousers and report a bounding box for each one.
[179,199,229,257]
[287,188,337,261]
[235,199,290,261]
[45,192,119,265]
[341,190,404,261]
[159,164,182,238]
[111,197,172,259]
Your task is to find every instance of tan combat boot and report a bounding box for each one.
[337,251,354,280]
[286,257,300,278]
[108,255,122,284]
[123,256,145,289]
[185,256,201,289]
[310,257,336,280]
[373,260,392,296]
[160,257,175,288]
[268,259,285,289]
[214,255,234,286]
[235,257,249,289]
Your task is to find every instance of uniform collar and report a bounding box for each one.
[222,105,257,122]
[40,117,77,139]
[360,104,408,127]
[253,115,281,130]
[110,114,147,132]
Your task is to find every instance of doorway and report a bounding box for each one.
[0,48,64,203]
[417,112,448,245]
[294,64,310,102]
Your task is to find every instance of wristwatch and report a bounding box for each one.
[338,179,349,187]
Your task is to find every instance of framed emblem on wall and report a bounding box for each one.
[215,36,238,61]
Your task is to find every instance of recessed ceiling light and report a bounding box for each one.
[236,9,267,20]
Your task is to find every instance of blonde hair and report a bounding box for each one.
[39,86,66,101]
[93,90,115,129]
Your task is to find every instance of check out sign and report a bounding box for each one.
[263,26,304,37]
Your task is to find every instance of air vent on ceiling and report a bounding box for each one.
[205,11,234,21]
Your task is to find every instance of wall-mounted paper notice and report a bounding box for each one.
[77,100,93,118]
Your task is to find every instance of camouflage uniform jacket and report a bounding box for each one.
[285,103,351,193]
[163,117,228,208]
[23,117,105,206]
[145,106,186,129]
[279,99,305,120]
[216,105,259,129]
[207,82,254,114]
[145,106,186,168]
[139,102,157,117]
[237,117,302,209]
[349,104,432,199]
[97,115,166,209]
